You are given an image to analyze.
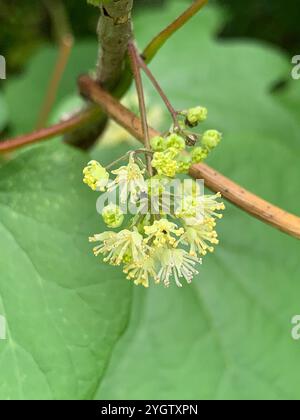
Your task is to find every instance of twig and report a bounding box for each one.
[128,41,153,175]
[1,0,207,150]
[0,106,99,153]
[65,0,207,147]
[97,0,133,89]
[143,0,208,63]
[66,0,133,149]
[36,34,74,129]
[43,0,72,43]
[37,0,74,129]
[78,75,300,240]
[137,52,179,129]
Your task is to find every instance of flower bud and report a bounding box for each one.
[191,147,209,163]
[83,160,109,191]
[151,148,179,178]
[102,204,124,228]
[150,136,167,152]
[166,134,186,151]
[176,154,192,174]
[202,130,222,150]
[186,106,208,127]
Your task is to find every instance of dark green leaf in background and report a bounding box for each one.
[0,2,299,400]
[0,143,132,399]
[94,3,300,400]
[4,42,97,134]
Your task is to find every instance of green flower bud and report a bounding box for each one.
[150,136,167,152]
[151,148,179,178]
[186,106,208,127]
[166,133,186,151]
[191,146,209,163]
[102,204,124,229]
[83,160,109,191]
[147,175,169,196]
[176,154,192,174]
[202,130,222,150]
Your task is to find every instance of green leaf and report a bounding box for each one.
[92,3,300,400]
[0,143,132,399]
[1,1,300,401]
[4,41,97,134]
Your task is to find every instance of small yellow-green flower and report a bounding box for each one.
[108,155,147,203]
[102,204,124,228]
[186,106,208,127]
[90,228,146,266]
[123,254,159,288]
[175,195,198,219]
[83,160,109,191]
[202,130,222,150]
[201,192,225,220]
[166,133,186,151]
[157,248,201,287]
[176,154,192,174]
[191,146,209,164]
[144,218,184,248]
[150,136,167,152]
[181,220,219,257]
[151,147,179,178]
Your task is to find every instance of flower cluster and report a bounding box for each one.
[150,107,222,174]
[83,106,225,288]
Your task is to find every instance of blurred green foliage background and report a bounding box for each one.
[0,0,299,72]
[0,0,299,401]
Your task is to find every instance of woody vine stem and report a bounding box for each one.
[0,0,299,240]
[127,41,153,175]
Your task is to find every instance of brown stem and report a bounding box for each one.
[137,53,179,129]
[35,0,206,148]
[1,75,300,239]
[0,106,99,153]
[189,164,300,239]
[78,75,300,240]
[36,34,74,129]
[66,0,204,148]
[65,0,133,150]
[128,41,153,175]
[143,0,208,63]
[97,0,133,89]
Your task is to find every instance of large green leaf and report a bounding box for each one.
[0,1,299,401]
[0,143,132,399]
[93,3,300,400]
[4,41,97,134]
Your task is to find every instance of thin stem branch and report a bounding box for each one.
[1,0,207,151]
[128,41,153,175]
[0,106,99,153]
[37,0,74,129]
[36,34,74,129]
[43,0,73,43]
[105,152,131,170]
[143,0,208,63]
[78,75,300,240]
[137,53,179,129]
